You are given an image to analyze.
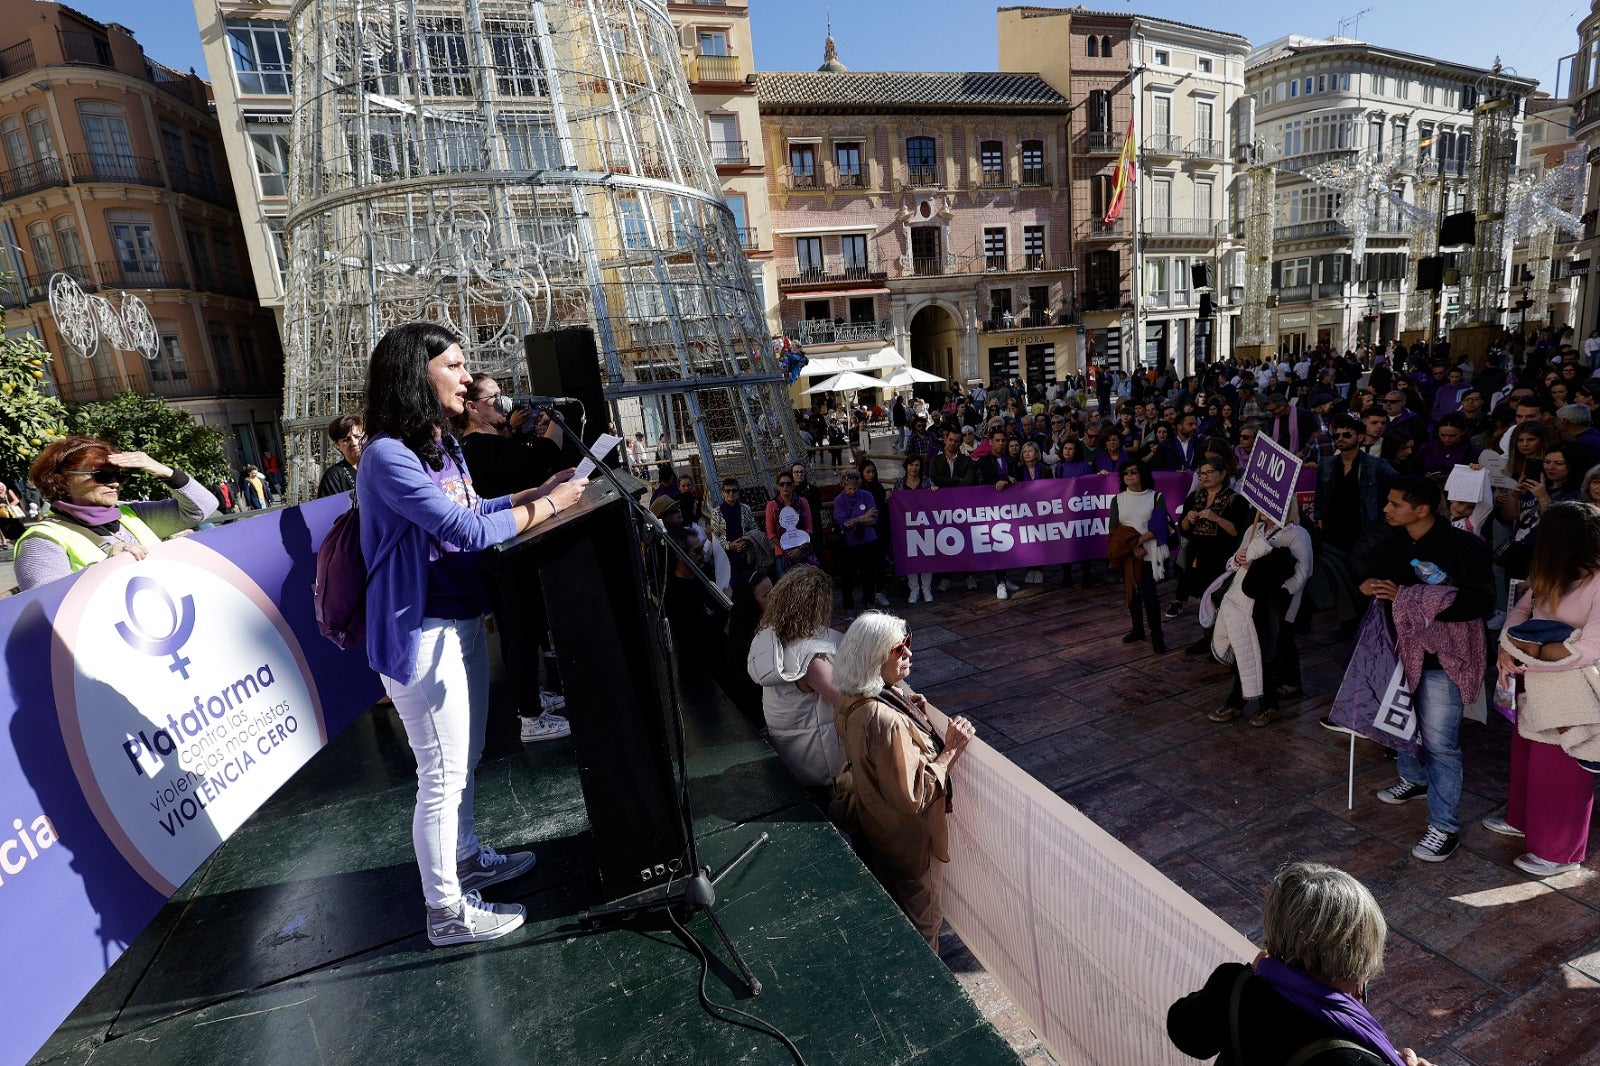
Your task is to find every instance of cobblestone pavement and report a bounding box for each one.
[862,568,1600,1066]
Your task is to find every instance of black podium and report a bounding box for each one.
[488,481,691,900]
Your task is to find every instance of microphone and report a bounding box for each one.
[517,395,581,407]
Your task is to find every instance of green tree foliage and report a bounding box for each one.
[70,391,230,502]
[0,324,70,490]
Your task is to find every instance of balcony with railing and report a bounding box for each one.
[1316,281,1345,299]
[1088,218,1129,238]
[0,39,35,78]
[692,53,741,83]
[194,266,255,300]
[978,252,1059,274]
[1142,217,1219,239]
[1143,133,1184,157]
[168,164,234,206]
[980,310,1057,332]
[1020,166,1048,186]
[709,139,747,166]
[1274,219,1350,241]
[905,164,941,187]
[785,169,820,190]
[146,61,196,106]
[96,259,189,290]
[777,262,886,288]
[0,156,67,198]
[57,30,114,67]
[733,227,757,249]
[1080,288,1128,312]
[1186,138,1225,160]
[1278,284,1312,302]
[979,168,1008,187]
[1367,219,1410,236]
[834,169,865,189]
[1277,148,1357,174]
[69,153,163,187]
[1085,131,1121,154]
[788,319,891,346]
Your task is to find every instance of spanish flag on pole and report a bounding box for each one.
[1101,115,1137,225]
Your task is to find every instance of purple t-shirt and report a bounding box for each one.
[833,489,878,547]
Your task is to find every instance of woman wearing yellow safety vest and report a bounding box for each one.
[14,436,218,592]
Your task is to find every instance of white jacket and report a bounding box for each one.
[746,627,846,786]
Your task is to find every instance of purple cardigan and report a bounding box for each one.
[357,435,519,683]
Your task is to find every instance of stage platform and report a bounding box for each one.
[30,669,1019,1066]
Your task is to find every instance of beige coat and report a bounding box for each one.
[835,687,950,880]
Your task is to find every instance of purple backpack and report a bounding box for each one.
[313,492,366,651]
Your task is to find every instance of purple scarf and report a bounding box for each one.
[1254,958,1406,1066]
[50,499,124,528]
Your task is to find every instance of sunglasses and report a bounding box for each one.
[891,634,913,658]
[777,481,793,488]
[1333,430,1358,439]
[66,467,122,484]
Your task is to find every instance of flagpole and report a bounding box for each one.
[1130,49,1144,379]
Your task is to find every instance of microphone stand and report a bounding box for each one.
[542,406,767,996]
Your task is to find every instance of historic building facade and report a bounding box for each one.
[1246,35,1534,353]
[757,42,1077,397]
[0,0,284,471]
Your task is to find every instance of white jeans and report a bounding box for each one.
[382,616,490,909]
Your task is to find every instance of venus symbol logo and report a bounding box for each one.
[113,576,197,680]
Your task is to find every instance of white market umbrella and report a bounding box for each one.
[803,371,882,395]
[879,365,945,389]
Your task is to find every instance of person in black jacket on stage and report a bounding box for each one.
[1169,861,1431,1066]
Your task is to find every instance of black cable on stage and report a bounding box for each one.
[664,905,808,1066]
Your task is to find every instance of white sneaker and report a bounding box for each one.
[539,689,566,713]
[1026,570,1043,584]
[1005,579,1021,592]
[996,584,1010,600]
[965,575,978,591]
[426,890,525,947]
[520,712,572,743]
[874,592,890,607]
[908,589,921,605]
[923,587,934,603]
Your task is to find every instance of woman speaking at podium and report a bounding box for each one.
[359,322,586,947]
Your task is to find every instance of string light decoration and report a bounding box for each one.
[281,0,801,502]
[1301,152,1413,265]
[1240,165,1277,350]
[1456,66,1520,328]
[45,272,160,361]
[1403,164,1444,335]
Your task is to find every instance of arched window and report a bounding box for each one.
[1021,140,1045,184]
[1086,36,1098,58]
[1102,36,1113,57]
[905,136,937,185]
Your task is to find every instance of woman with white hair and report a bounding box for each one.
[832,611,976,947]
[1169,861,1429,1065]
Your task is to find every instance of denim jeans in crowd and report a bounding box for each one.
[382,616,490,909]
[1396,668,1464,834]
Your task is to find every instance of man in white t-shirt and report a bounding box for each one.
[1584,329,1600,368]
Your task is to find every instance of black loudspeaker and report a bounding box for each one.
[1198,292,1215,318]
[1191,262,1214,289]
[1416,256,1445,292]
[1439,212,1477,247]
[524,326,608,450]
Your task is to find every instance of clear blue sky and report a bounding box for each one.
[55,0,1587,99]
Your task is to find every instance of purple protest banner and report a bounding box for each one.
[0,495,385,1066]
[887,472,1192,576]
[1328,602,1424,761]
[1237,432,1302,526]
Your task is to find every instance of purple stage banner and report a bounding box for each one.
[0,495,385,1066]
[888,473,1193,575]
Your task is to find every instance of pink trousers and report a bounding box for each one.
[1507,730,1596,865]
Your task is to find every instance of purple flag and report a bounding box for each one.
[1329,602,1425,761]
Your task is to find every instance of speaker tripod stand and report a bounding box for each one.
[547,407,772,996]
